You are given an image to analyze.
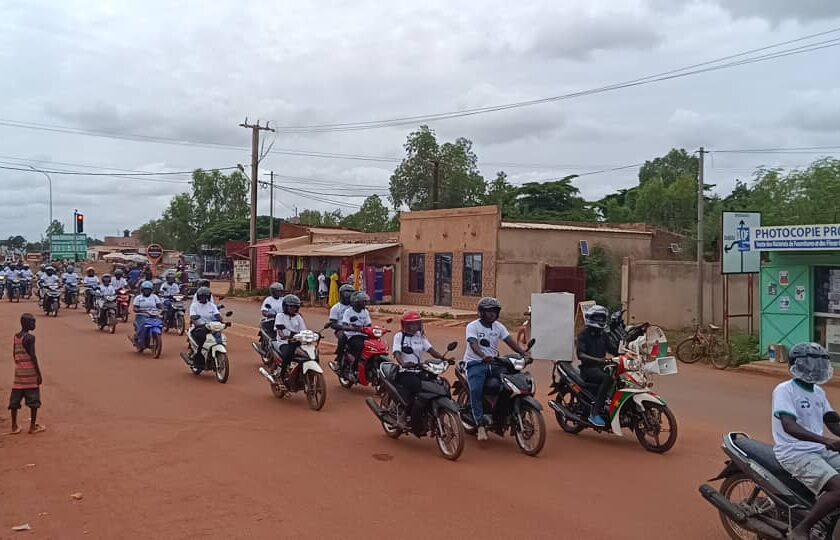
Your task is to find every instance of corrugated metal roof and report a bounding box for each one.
[501,222,652,235]
[268,242,399,257]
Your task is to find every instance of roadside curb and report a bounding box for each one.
[736,361,840,388]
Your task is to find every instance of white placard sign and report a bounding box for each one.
[722,212,761,274]
[530,292,575,361]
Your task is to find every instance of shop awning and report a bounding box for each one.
[268,242,399,257]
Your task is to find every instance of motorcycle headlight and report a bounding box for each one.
[509,357,526,371]
[372,328,383,338]
[424,361,448,376]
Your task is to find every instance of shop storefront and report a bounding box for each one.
[758,224,840,362]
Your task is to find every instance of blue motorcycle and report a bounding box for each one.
[132,309,164,358]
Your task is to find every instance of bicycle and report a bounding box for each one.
[675,324,732,370]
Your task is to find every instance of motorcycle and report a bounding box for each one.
[699,432,840,540]
[132,309,164,358]
[548,334,678,454]
[252,312,277,368]
[23,278,32,299]
[365,342,465,461]
[83,286,96,313]
[452,338,546,457]
[91,291,118,334]
[181,311,233,384]
[329,324,391,391]
[7,278,22,303]
[43,285,61,317]
[116,288,131,322]
[0,275,5,299]
[162,294,186,336]
[64,283,80,309]
[257,329,327,409]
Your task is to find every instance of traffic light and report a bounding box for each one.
[76,213,84,233]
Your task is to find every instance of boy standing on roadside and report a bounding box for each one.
[9,313,45,435]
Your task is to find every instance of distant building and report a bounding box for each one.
[103,229,142,249]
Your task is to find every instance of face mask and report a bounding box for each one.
[791,355,834,385]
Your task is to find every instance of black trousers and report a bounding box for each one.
[191,326,209,366]
[395,370,424,433]
[277,343,296,378]
[580,364,613,416]
[334,330,346,360]
[346,335,366,371]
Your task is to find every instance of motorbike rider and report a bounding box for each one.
[132,281,162,344]
[112,268,128,291]
[35,264,46,286]
[62,265,80,287]
[339,291,373,377]
[273,294,307,381]
[192,279,216,305]
[159,272,181,298]
[83,267,100,310]
[329,284,356,363]
[98,274,116,296]
[38,265,60,305]
[392,311,450,435]
[576,304,619,428]
[21,264,33,287]
[188,286,221,369]
[464,297,530,442]
[772,342,840,540]
[260,282,285,336]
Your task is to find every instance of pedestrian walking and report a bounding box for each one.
[9,313,45,435]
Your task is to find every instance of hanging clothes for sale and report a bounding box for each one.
[328,272,339,306]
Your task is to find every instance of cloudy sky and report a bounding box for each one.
[1,0,839,240]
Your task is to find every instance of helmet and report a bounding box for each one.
[86,267,95,275]
[23,264,29,270]
[790,342,833,384]
[67,265,75,273]
[39,264,45,270]
[196,286,212,302]
[351,291,370,309]
[151,278,162,291]
[165,271,176,282]
[339,284,355,305]
[585,305,609,330]
[401,311,423,334]
[282,294,301,314]
[199,279,210,288]
[477,297,501,315]
[140,280,153,291]
[114,268,124,277]
[269,282,284,298]
[45,265,55,274]
[102,273,112,283]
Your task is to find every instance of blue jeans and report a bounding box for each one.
[466,362,495,426]
[134,314,147,340]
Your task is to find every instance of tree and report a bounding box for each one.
[6,235,26,249]
[298,209,343,227]
[191,169,249,233]
[484,171,517,217]
[639,148,698,187]
[579,245,619,310]
[512,176,596,221]
[341,195,390,232]
[389,125,486,210]
[45,220,64,238]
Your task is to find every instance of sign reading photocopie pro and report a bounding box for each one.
[754,224,840,251]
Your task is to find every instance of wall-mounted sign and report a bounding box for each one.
[753,224,840,251]
[722,212,761,274]
[779,296,791,312]
[146,244,163,261]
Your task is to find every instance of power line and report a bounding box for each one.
[0,162,236,177]
[710,145,840,154]
[265,29,840,133]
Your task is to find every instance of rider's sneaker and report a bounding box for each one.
[588,414,607,427]
[477,426,488,441]
[329,361,338,372]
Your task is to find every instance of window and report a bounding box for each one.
[409,253,425,293]
[463,253,483,296]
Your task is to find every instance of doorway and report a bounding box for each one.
[434,253,453,306]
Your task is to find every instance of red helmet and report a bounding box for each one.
[401,311,423,334]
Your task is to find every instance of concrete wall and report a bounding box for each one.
[622,259,759,331]
[399,206,500,309]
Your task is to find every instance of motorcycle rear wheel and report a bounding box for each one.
[436,409,465,461]
[514,404,546,457]
[718,473,778,540]
[214,353,229,384]
[305,371,326,410]
[554,390,586,434]
[379,394,401,439]
[633,402,678,453]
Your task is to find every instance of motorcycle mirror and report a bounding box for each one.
[323,322,332,329]
[446,341,458,352]
[401,346,414,355]
[225,311,233,317]
[527,338,536,351]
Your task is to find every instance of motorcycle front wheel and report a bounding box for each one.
[633,402,678,453]
[176,314,185,336]
[151,334,162,359]
[514,403,546,457]
[454,389,478,435]
[435,409,465,461]
[305,371,326,410]
[214,352,229,384]
[108,312,117,334]
[718,473,778,540]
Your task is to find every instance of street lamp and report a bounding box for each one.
[29,166,53,255]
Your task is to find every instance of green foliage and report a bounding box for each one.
[639,148,699,187]
[341,195,390,232]
[45,220,64,238]
[579,245,619,310]
[511,176,596,221]
[484,171,517,215]
[5,235,26,249]
[729,334,760,365]
[389,125,486,210]
[299,209,343,227]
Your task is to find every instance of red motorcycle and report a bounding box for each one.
[329,325,390,391]
[116,287,132,322]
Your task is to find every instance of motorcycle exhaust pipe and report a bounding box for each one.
[698,485,784,539]
[251,342,263,356]
[258,367,277,385]
[365,397,384,420]
[549,400,586,424]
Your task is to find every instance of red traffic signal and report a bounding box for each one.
[75,213,84,233]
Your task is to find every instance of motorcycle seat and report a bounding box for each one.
[732,437,814,502]
[380,362,399,382]
[556,361,601,395]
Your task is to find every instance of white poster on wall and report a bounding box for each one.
[722,211,761,274]
[530,292,575,361]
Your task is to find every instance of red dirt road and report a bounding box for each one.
[0,299,801,539]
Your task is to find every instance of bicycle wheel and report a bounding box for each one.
[709,338,732,370]
[675,336,702,364]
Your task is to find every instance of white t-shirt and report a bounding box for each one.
[464,320,511,365]
[273,312,307,344]
[83,276,100,287]
[329,302,351,322]
[63,272,80,286]
[189,300,220,323]
[99,284,117,296]
[342,307,372,337]
[133,294,162,312]
[112,277,128,290]
[40,274,60,287]
[773,379,835,464]
[392,331,432,367]
[160,282,181,297]
[318,273,328,294]
[262,296,284,316]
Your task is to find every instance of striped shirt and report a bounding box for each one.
[13,334,38,389]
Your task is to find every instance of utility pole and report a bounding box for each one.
[269,170,275,239]
[432,159,441,209]
[239,118,274,289]
[696,147,706,326]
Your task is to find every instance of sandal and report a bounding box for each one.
[29,424,46,434]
